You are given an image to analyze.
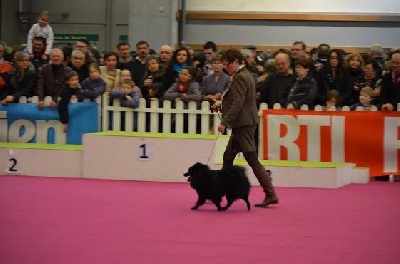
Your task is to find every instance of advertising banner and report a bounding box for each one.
[0,102,98,145]
[262,110,400,176]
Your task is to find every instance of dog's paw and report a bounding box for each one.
[191,206,198,210]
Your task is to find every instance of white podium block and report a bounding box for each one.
[82,132,226,182]
[0,143,82,178]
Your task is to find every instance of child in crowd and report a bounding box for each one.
[118,69,142,98]
[324,89,340,110]
[109,79,140,109]
[58,71,80,133]
[27,11,54,60]
[164,66,201,103]
[350,86,376,111]
[141,55,166,100]
[79,63,106,101]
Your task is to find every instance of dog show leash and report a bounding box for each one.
[206,131,221,166]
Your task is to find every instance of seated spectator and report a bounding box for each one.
[381,52,400,111]
[67,50,89,83]
[0,42,13,104]
[259,53,295,108]
[316,49,352,106]
[79,63,106,101]
[36,48,72,109]
[164,66,201,103]
[27,11,53,61]
[29,36,49,71]
[100,51,120,92]
[118,69,142,98]
[141,55,165,100]
[201,55,230,103]
[58,71,80,133]
[284,58,317,109]
[346,53,365,105]
[350,86,376,111]
[7,52,37,103]
[109,79,140,109]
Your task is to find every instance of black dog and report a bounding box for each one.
[183,162,251,211]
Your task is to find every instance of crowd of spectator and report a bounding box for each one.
[1,14,400,132]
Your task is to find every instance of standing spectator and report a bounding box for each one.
[100,51,120,92]
[201,56,230,103]
[163,46,192,92]
[381,52,400,111]
[346,53,365,105]
[362,57,382,106]
[27,11,54,61]
[159,45,173,66]
[164,66,201,103]
[131,40,150,87]
[259,53,295,108]
[350,86,375,111]
[7,52,37,103]
[316,49,352,106]
[75,39,97,65]
[141,56,165,101]
[36,48,72,108]
[290,41,307,69]
[79,63,106,101]
[67,50,89,83]
[116,41,135,75]
[202,41,218,77]
[58,71,80,132]
[285,58,317,109]
[29,36,49,71]
[0,42,14,104]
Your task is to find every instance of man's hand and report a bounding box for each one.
[381,103,394,111]
[37,101,46,109]
[49,101,57,108]
[218,124,226,133]
[211,101,221,112]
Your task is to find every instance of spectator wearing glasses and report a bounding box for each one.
[75,39,97,65]
[5,52,37,104]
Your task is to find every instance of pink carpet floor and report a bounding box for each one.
[1,175,400,264]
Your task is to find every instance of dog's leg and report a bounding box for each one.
[191,197,206,210]
[242,197,251,211]
[212,198,223,211]
[221,198,234,211]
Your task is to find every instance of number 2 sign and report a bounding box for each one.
[4,149,20,174]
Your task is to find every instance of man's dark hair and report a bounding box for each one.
[76,38,90,46]
[117,41,130,49]
[293,41,306,51]
[220,49,243,64]
[203,41,217,51]
[136,40,149,48]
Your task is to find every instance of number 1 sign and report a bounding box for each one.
[137,142,152,161]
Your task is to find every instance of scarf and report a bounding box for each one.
[173,62,188,74]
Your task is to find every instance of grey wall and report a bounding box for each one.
[184,20,400,48]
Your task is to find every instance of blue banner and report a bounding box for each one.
[0,102,98,144]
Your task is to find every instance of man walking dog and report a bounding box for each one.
[212,49,279,208]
